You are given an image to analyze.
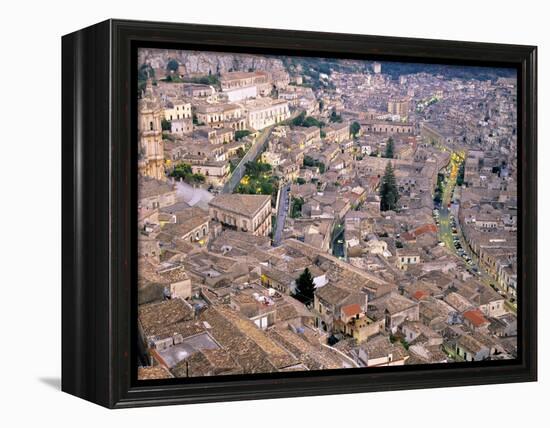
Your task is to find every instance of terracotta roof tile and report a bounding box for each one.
[412,290,429,301]
[209,194,271,218]
[342,303,362,317]
[463,309,489,327]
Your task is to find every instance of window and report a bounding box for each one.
[149,121,153,131]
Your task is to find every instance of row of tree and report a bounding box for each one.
[170,163,205,184]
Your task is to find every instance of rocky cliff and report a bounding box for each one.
[138,48,286,75]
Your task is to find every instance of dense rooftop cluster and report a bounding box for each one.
[136,49,517,379]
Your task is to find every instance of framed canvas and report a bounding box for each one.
[61,19,537,408]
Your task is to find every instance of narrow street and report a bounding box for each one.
[331,223,346,259]
[273,183,290,246]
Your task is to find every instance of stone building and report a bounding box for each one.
[363,121,413,135]
[170,118,193,135]
[243,98,290,131]
[164,99,192,121]
[208,194,272,237]
[220,71,271,101]
[221,71,269,90]
[161,206,210,246]
[324,122,350,143]
[387,97,410,117]
[396,249,421,270]
[138,80,165,180]
[195,103,246,130]
[138,177,177,210]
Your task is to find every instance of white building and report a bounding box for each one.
[224,85,258,102]
[243,99,290,131]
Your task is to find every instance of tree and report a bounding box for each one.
[192,173,205,183]
[303,156,325,173]
[170,163,205,184]
[380,161,399,212]
[384,137,395,159]
[290,196,304,218]
[166,59,179,73]
[244,160,271,177]
[350,121,361,139]
[303,116,324,128]
[291,111,307,127]
[162,75,183,83]
[294,267,315,305]
[182,75,220,86]
[138,64,155,82]
[235,130,251,141]
[456,162,465,186]
[161,119,171,132]
[329,111,342,123]
[303,156,315,167]
[318,162,326,174]
[171,163,193,179]
[260,180,274,195]
[292,111,324,128]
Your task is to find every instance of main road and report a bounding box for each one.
[435,152,516,313]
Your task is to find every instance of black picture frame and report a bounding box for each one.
[62,19,537,408]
